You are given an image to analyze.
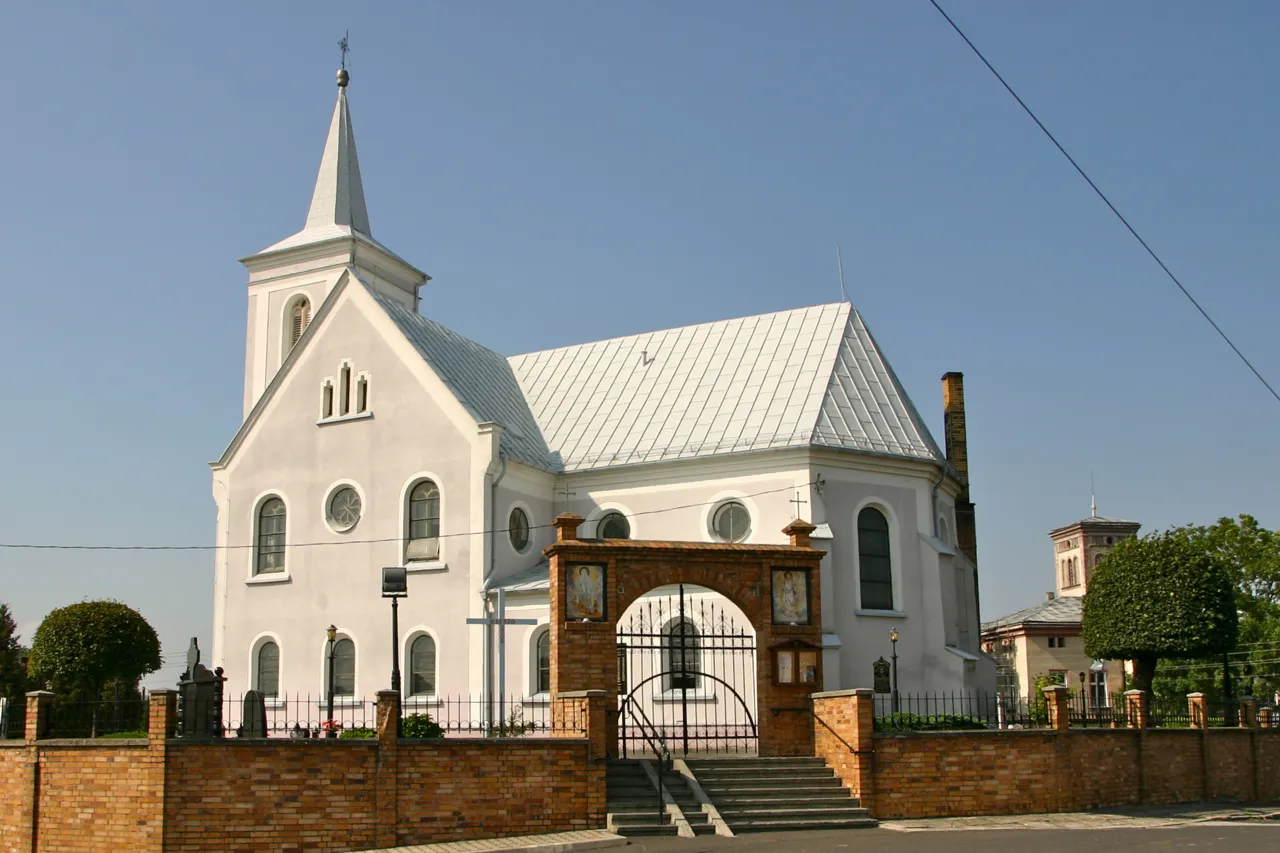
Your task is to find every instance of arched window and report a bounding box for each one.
[409,635,436,697]
[535,629,551,694]
[1093,553,1104,568]
[712,501,750,543]
[1067,557,1078,588]
[857,507,893,611]
[938,517,950,546]
[406,480,441,561]
[289,298,311,348]
[256,498,286,574]
[331,638,355,697]
[666,619,700,690]
[598,511,630,540]
[256,641,279,698]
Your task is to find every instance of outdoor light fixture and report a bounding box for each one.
[382,568,408,722]
[325,624,338,738]
[889,628,900,713]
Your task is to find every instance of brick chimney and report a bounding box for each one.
[942,372,978,565]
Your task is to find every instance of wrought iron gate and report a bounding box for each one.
[616,584,758,756]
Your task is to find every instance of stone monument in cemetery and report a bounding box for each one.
[176,638,226,739]
[238,690,268,738]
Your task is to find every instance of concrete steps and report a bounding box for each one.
[685,757,878,833]
[606,760,678,838]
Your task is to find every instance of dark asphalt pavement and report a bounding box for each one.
[622,825,1277,853]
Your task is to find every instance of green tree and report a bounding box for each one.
[0,604,27,705]
[1151,515,1280,703]
[26,601,162,699]
[1083,527,1237,695]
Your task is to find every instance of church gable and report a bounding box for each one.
[362,281,558,472]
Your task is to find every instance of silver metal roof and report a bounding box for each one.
[509,303,943,472]
[981,596,1083,632]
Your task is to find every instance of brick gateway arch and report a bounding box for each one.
[547,513,824,757]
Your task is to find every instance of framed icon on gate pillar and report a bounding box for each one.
[771,567,811,626]
[565,563,607,621]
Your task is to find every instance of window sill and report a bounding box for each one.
[654,690,718,704]
[316,411,374,427]
[856,609,905,619]
[525,693,551,706]
[312,698,365,708]
[264,699,287,709]
[403,696,442,707]
[405,560,448,574]
[246,573,292,586]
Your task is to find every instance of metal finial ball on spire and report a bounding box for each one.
[337,68,350,88]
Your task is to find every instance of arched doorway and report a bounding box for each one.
[547,513,824,758]
[616,584,758,756]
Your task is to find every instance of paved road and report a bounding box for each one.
[625,826,1276,853]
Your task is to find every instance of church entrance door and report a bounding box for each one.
[616,584,758,757]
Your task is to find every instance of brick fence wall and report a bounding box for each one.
[2,689,604,853]
[814,687,1280,820]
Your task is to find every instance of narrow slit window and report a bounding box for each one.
[322,382,334,419]
[356,376,368,413]
[340,364,351,415]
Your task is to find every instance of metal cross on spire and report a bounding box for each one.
[338,31,350,70]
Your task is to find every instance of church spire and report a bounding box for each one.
[302,68,371,236]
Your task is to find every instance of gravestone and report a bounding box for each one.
[176,638,226,739]
[873,658,891,695]
[240,690,267,738]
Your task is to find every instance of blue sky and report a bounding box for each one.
[2,2,1278,685]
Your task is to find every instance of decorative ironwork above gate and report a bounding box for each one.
[616,584,758,756]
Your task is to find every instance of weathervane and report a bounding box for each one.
[337,31,351,88]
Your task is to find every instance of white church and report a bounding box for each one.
[209,69,994,727]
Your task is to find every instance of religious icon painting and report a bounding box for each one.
[770,567,811,626]
[565,563,607,621]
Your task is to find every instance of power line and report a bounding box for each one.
[0,481,817,552]
[927,0,1280,405]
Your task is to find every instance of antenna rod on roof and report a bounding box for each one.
[1091,469,1097,517]
[836,246,849,302]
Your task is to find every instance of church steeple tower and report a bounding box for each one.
[238,66,428,416]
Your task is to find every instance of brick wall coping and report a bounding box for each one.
[556,690,609,699]
[0,740,27,748]
[873,729,1059,740]
[811,688,874,699]
[32,739,149,748]
[167,738,379,747]
[399,737,590,745]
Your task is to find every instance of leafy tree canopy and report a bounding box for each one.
[26,600,161,698]
[1083,526,1237,693]
[1151,515,1280,702]
[0,603,26,704]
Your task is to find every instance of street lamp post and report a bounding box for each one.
[382,567,409,735]
[325,625,338,738]
[889,628,900,713]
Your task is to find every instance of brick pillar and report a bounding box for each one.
[148,689,177,743]
[1238,696,1257,728]
[24,691,53,743]
[783,519,816,548]
[1187,692,1207,729]
[811,689,876,815]
[1259,708,1274,729]
[552,513,584,542]
[1044,685,1070,731]
[375,690,400,849]
[1124,689,1149,729]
